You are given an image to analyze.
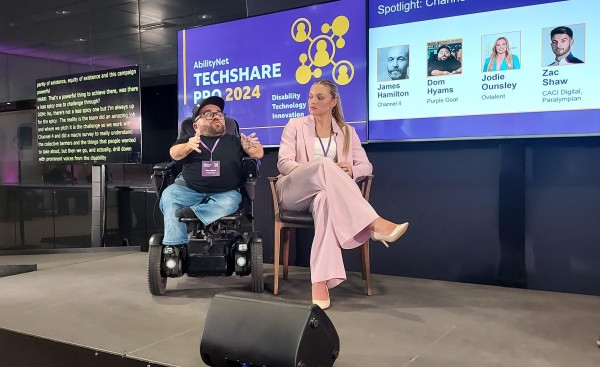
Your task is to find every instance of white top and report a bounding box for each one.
[314,135,337,161]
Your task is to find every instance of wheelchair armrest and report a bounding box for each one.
[151,161,178,200]
[241,158,260,203]
[242,157,260,183]
[153,161,175,176]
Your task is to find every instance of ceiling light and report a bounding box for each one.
[56,10,71,15]
[200,14,211,19]
[139,14,162,23]
[74,38,87,43]
[138,21,168,32]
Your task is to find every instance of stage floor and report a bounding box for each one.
[0,250,599,366]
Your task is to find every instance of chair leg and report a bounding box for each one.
[361,241,372,296]
[282,228,291,280]
[273,223,282,295]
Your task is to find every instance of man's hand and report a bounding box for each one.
[169,130,201,161]
[241,132,259,150]
[187,131,202,154]
[241,132,264,158]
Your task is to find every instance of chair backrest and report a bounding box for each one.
[178,116,240,140]
[268,177,282,222]
[357,175,374,202]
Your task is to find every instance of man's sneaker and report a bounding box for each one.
[175,206,196,219]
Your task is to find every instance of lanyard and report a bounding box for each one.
[318,135,333,157]
[199,137,221,161]
[317,128,333,157]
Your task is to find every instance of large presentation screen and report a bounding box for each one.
[178,0,367,146]
[368,0,600,141]
[36,65,141,163]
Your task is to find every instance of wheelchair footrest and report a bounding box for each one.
[186,237,234,277]
[187,254,232,277]
[179,217,202,223]
[219,212,243,222]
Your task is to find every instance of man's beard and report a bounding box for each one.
[553,48,569,58]
[388,68,403,80]
[203,122,225,136]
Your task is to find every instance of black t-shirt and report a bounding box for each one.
[427,57,462,76]
[173,134,245,193]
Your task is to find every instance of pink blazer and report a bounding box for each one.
[277,115,373,180]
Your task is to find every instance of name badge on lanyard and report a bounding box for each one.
[199,137,221,177]
[202,161,220,176]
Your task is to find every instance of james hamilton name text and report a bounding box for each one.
[377,83,409,98]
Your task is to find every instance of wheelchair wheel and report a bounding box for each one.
[148,234,167,296]
[250,237,264,293]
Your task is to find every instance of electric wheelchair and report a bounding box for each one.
[147,116,264,295]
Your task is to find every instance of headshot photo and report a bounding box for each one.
[427,39,462,77]
[377,45,409,81]
[543,24,585,66]
[482,32,521,72]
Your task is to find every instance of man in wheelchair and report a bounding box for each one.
[148,96,264,295]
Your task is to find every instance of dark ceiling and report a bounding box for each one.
[0,0,248,79]
[0,0,331,82]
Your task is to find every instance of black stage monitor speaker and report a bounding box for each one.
[200,293,340,367]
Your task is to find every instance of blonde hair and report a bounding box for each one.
[487,37,515,71]
[312,79,350,154]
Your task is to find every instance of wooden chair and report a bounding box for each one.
[268,175,374,296]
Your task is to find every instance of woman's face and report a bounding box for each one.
[495,39,507,54]
[308,84,337,117]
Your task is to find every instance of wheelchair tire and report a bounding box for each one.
[148,235,167,296]
[250,237,264,293]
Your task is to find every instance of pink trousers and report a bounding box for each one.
[276,158,378,288]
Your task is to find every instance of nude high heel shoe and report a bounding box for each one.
[371,222,409,247]
[313,298,330,310]
[312,283,330,310]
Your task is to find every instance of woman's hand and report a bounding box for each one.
[337,161,353,177]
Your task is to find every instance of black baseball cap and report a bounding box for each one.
[192,96,225,120]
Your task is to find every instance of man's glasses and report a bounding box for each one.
[198,111,224,119]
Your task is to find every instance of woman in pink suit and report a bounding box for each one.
[276,79,409,309]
